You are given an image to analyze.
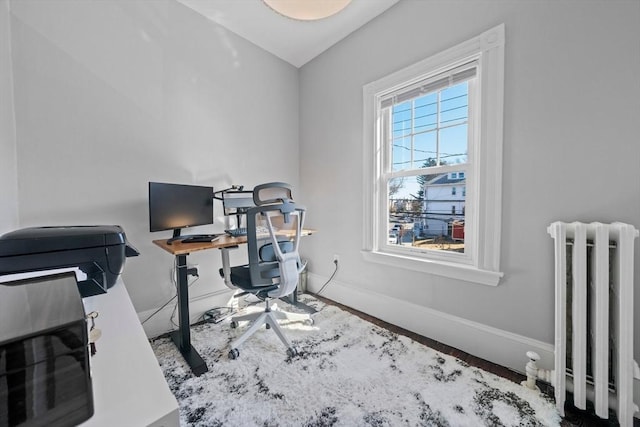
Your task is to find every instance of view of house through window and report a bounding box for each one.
[386,81,469,254]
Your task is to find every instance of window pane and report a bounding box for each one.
[392,101,412,171]
[387,174,465,254]
[388,82,469,172]
[413,131,437,168]
[392,136,411,171]
[439,124,467,164]
[388,176,423,246]
[392,101,411,138]
[414,93,437,133]
[420,171,466,253]
[440,82,468,127]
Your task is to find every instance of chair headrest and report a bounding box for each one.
[253,182,293,206]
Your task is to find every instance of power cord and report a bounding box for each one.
[170,259,199,328]
[316,258,338,296]
[141,258,199,326]
[141,294,177,325]
[144,259,337,325]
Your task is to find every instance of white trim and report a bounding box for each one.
[307,272,553,374]
[476,24,506,273]
[361,250,502,286]
[362,23,505,285]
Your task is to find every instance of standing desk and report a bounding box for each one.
[153,229,315,376]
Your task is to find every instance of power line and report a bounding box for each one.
[392,105,468,127]
[392,93,468,115]
[391,143,466,157]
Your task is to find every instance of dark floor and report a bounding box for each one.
[313,294,639,427]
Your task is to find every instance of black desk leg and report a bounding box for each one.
[170,254,208,376]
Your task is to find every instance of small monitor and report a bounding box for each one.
[222,191,256,216]
[148,182,214,238]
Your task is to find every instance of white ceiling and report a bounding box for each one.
[177,0,400,68]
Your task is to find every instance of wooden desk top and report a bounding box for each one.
[153,229,316,256]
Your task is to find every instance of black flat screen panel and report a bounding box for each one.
[148,182,213,233]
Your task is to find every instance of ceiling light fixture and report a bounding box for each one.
[262,0,353,21]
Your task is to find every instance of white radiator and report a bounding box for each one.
[546,221,639,425]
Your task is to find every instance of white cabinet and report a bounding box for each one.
[81,279,179,427]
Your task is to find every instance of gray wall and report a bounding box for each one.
[0,0,18,233]
[7,0,299,332]
[300,0,640,360]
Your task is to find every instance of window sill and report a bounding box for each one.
[361,250,503,286]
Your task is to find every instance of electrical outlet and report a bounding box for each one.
[333,254,339,264]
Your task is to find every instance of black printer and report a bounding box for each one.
[0,225,139,298]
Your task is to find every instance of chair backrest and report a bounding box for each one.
[245,183,305,299]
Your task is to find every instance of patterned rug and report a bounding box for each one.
[151,296,560,426]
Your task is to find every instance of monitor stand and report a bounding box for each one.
[166,229,183,245]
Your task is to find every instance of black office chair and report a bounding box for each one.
[227,183,311,359]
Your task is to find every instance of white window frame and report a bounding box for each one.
[362,24,505,286]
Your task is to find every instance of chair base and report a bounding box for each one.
[228,302,312,359]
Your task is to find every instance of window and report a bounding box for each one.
[362,24,505,286]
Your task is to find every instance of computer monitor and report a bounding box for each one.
[221,190,256,231]
[148,182,214,241]
[222,191,256,216]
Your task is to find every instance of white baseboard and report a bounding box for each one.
[307,273,640,419]
[307,272,554,373]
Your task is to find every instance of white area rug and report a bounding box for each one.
[151,296,560,426]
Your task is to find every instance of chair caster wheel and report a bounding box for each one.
[305,318,314,326]
[229,348,240,359]
[286,347,298,358]
[230,321,237,329]
[265,324,271,329]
